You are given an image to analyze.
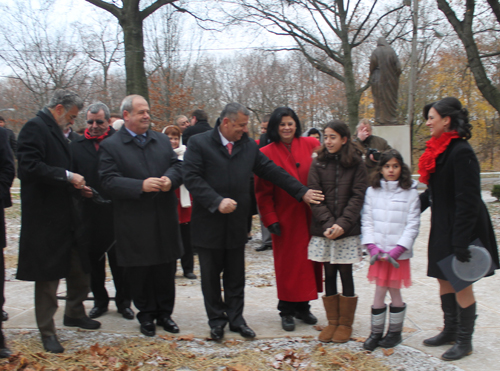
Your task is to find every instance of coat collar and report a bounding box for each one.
[37,108,70,156]
[77,126,115,157]
[118,125,155,147]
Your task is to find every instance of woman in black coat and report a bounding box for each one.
[418,97,499,361]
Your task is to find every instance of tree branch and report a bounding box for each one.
[85,0,120,18]
[141,0,178,20]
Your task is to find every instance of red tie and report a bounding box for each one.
[226,143,233,155]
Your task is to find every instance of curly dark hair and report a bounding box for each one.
[267,107,302,143]
[315,120,362,168]
[371,149,412,190]
[423,97,472,139]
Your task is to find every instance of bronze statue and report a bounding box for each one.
[370,38,402,125]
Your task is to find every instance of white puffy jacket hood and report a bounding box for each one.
[361,179,420,260]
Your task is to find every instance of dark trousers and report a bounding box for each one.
[278,300,311,317]
[127,261,176,324]
[35,249,90,337]
[89,244,131,310]
[0,249,4,348]
[179,223,194,274]
[197,246,245,328]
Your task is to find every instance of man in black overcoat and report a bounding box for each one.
[99,95,183,337]
[0,126,15,358]
[70,102,133,321]
[16,89,100,354]
[182,109,211,145]
[183,103,322,340]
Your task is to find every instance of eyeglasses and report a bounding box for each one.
[87,119,106,125]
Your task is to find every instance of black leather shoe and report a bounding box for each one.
[89,306,108,319]
[210,326,224,340]
[295,311,318,325]
[2,310,8,322]
[255,244,272,252]
[63,315,101,330]
[0,347,12,358]
[281,315,295,331]
[140,321,156,337]
[118,308,135,320]
[42,335,64,353]
[184,272,197,279]
[230,324,256,338]
[157,317,179,333]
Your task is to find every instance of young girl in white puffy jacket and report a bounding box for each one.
[361,149,420,351]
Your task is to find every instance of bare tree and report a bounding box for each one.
[0,2,91,108]
[77,21,124,108]
[436,0,500,116]
[85,0,180,101]
[226,0,409,131]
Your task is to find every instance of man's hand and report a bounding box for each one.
[142,177,163,192]
[70,173,86,190]
[357,127,370,141]
[324,224,344,240]
[80,186,93,198]
[302,189,324,205]
[218,198,237,214]
[160,176,172,192]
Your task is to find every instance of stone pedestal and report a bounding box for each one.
[372,125,413,168]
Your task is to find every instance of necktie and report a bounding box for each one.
[226,142,233,155]
[135,135,146,146]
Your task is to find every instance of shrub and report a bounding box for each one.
[492,184,500,201]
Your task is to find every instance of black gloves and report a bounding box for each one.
[268,223,281,236]
[454,246,472,263]
[91,187,112,205]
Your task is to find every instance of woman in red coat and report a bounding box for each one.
[255,107,322,331]
[165,126,197,280]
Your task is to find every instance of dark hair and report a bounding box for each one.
[191,109,208,122]
[267,107,302,143]
[307,128,321,137]
[315,120,362,168]
[371,149,412,189]
[0,116,4,122]
[423,97,471,139]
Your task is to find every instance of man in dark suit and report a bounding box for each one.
[183,103,322,340]
[0,126,15,358]
[70,102,133,321]
[182,109,211,145]
[17,89,100,354]
[99,95,183,337]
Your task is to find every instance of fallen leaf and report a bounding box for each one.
[351,336,367,343]
[178,334,194,341]
[159,334,175,341]
[403,327,417,333]
[170,342,178,350]
[382,348,394,356]
[272,361,282,369]
[313,325,325,331]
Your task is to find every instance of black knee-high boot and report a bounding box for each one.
[423,293,458,346]
[441,302,476,361]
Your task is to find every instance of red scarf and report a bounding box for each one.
[84,126,111,150]
[418,131,460,185]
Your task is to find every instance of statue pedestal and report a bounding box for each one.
[372,125,412,168]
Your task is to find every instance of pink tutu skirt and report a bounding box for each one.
[367,259,411,289]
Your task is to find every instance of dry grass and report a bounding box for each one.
[1,335,392,371]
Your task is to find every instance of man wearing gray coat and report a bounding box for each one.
[99,95,183,337]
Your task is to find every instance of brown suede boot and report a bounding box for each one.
[318,294,339,343]
[332,294,358,343]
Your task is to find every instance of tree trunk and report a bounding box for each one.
[119,10,149,101]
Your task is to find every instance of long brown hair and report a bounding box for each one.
[315,120,362,168]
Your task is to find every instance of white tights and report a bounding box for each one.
[373,285,404,308]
